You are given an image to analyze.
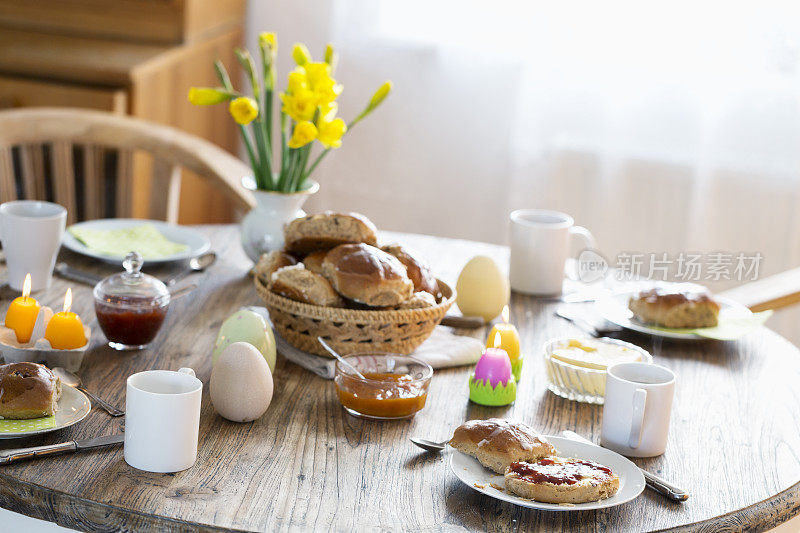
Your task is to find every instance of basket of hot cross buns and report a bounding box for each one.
[253,212,455,356]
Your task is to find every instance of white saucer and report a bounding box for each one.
[63,218,210,264]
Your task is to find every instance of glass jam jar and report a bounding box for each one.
[93,252,170,350]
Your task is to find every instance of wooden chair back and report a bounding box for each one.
[0,107,255,224]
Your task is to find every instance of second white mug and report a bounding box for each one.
[509,209,595,295]
[601,362,676,457]
[124,367,202,473]
[0,200,67,292]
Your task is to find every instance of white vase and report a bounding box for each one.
[240,179,319,262]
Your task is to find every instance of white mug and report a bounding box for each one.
[601,362,676,457]
[0,201,67,292]
[509,209,596,295]
[125,368,202,473]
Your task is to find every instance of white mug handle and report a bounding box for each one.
[628,388,647,448]
[178,367,196,377]
[569,225,596,251]
[565,226,596,280]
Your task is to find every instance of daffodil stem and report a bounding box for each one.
[251,121,271,189]
[293,144,312,192]
[215,60,262,187]
[301,112,365,182]
[288,148,302,192]
[238,125,259,183]
[278,147,297,192]
[279,113,289,189]
[303,148,330,182]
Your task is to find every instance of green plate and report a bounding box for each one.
[0,386,91,439]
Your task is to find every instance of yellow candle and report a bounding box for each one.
[5,273,41,344]
[486,306,523,381]
[44,288,87,350]
[486,306,520,362]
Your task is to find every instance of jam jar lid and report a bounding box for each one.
[93,251,170,309]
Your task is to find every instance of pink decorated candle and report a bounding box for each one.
[473,347,513,388]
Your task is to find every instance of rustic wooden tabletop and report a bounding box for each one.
[0,225,798,532]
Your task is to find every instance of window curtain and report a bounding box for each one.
[247,0,800,343]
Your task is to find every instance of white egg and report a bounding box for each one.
[210,341,274,423]
[456,255,510,322]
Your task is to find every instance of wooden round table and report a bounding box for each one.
[0,226,798,532]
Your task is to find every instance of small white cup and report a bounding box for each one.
[125,368,202,473]
[601,362,676,457]
[0,201,67,292]
[509,209,595,295]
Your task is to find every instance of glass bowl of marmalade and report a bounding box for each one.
[334,354,433,420]
[93,251,170,350]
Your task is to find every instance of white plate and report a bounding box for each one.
[450,436,645,511]
[596,289,753,340]
[63,218,211,264]
[0,386,91,439]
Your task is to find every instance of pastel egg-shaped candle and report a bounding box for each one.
[456,256,510,322]
[473,348,513,387]
[212,310,277,372]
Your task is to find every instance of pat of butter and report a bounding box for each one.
[551,339,642,370]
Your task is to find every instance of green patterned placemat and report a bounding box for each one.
[0,416,56,433]
[68,223,189,259]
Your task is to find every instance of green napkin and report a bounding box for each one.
[651,311,773,340]
[0,416,56,433]
[69,224,188,259]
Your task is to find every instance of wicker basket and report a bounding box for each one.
[254,276,456,357]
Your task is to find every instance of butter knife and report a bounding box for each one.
[0,434,123,465]
[55,262,103,287]
[561,430,689,501]
[555,308,622,337]
[440,315,485,329]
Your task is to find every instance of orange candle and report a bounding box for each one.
[44,288,87,350]
[5,273,41,343]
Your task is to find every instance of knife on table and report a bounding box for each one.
[561,430,689,502]
[55,262,103,287]
[0,434,123,465]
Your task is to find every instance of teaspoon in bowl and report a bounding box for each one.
[410,437,449,452]
[167,252,217,286]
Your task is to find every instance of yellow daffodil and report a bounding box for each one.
[324,44,337,70]
[288,121,317,148]
[259,32,277,57]
[229,97,259,125]
[314,79,342,105]
[317,117,347,149]
[280,88,316,122]
[304,62,330,88]
[369,81,393,110]
[303,63,342,105]
[319,101,338,122]
[292,43,311,66]
[188,87,232,105]
[287,68,308,94]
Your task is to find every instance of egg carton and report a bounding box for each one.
[0,306,91,372]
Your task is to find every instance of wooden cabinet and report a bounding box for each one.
[0,0,244,45]
[0,1,245,223]
[0,77,126,112]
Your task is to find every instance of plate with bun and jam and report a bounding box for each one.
[448,419,645,510]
